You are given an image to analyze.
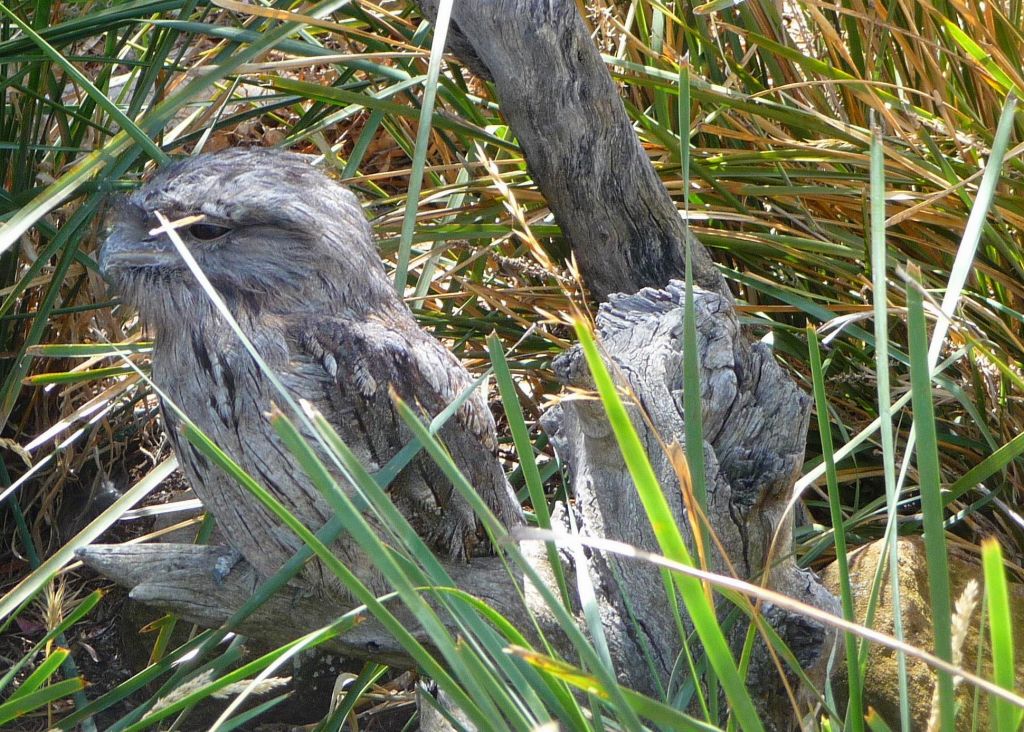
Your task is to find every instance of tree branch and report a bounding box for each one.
[419,0,730,303]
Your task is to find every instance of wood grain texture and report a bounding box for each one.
[76,543,544,670]
[542,282,840,724]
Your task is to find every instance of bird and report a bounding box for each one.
[99,147,523,594]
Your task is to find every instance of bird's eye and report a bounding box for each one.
[188,223,231,241]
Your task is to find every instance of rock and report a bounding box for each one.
[822,536,1024,730]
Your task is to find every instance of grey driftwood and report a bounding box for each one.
[80,1,840,729]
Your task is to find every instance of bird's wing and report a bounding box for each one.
[297,314,497,451]
[294,313,522,557]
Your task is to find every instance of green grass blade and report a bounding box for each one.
[123,613,363,731]
[511,647,722,730]
[947,430,1024,503]
[0,459,174,622]
[214,693,289,732]
[865,708,896,732]
[905,263,954,730]
[869,121,909,732]
[25,365,135,385]
[982,538,1023,731]
[679,60,709,529]
[0,5,166,164]
[266,409,517,729]
[487,333,571,607]
[573,320,763,732]
[943,21,1018,94]
[0,589,101,693]
[928,94,1017,367]
[394,0,453,295]
[680,57,718,722]
[0,678,85,726]
[28,343,152,358]
[807,327,863,732]
[7,647,70,700]
[390,397,645,730]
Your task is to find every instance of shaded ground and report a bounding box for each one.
[2,454,418,730]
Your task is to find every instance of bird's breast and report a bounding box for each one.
[151,325,362,480]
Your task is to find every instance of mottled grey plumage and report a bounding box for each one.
[99,147,522,593]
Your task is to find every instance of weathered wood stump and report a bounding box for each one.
[542,282,840,723]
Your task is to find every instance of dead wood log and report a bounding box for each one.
[76,543,541,670]
[541,282,840,725]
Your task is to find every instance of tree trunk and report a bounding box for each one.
[81,2,839,729]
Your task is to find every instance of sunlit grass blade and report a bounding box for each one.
[313,663,387,732]
[214,693,290,732]
[266,407,524,730]
[869,120,909,732]
[678,59,709,544]
[889,95,1019,523]
[943,21,1018,95]
[180,411,491,720]
[390,396,645,730]
[0,589,101,693]
[5,647,71,701]
[509,646,722,730]
[136,614,364,732]
[927,94,1017,368]
[487,333,571,607]
[808,327,864,732]
[394,0,454,295]
[679,57,719,720]
[0,5,167,164]
[865,708,896,732]
[0,677,85,726]
[0,459,174,622]
[27,343,152,358]
[947,431,1024,503]
[982,538,1022,731]
[25,365,136,385]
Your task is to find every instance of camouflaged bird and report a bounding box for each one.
[99,148,523,593]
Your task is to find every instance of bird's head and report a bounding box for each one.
[100,148,392,329]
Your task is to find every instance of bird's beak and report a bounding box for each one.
[98,227,179,278]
